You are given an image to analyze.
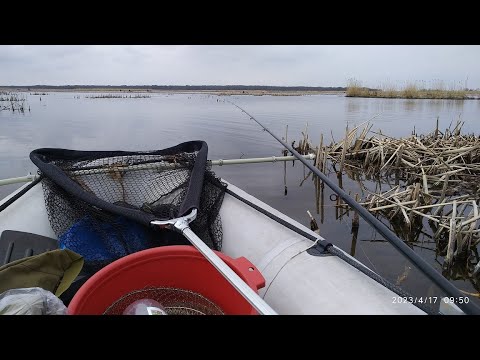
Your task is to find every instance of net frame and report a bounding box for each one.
[30,141,226,272]
[30,141,209,226]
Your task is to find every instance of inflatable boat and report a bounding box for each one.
[0,141,471,315]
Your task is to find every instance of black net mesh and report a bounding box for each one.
[31,142,227,274]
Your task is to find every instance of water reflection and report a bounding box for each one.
[404,100,416,112]
[345,97,478,137]
[346,98,360,113]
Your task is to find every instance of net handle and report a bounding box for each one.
[151,209,278,315]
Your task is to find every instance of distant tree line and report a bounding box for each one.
[0,85,346,92]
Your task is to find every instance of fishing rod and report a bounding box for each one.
[228,100,480,316]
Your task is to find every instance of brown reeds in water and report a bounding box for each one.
[0,93,27,113]
[293,119,480,283]
[86,94,151,99]
[345,78,472,100]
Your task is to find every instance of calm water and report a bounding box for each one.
[1,92,480,307]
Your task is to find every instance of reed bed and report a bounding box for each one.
[0,92,28,113]
[346,79,471,100]
[86,94,151,99]
[295,119,480,279]
[0,94,26,102]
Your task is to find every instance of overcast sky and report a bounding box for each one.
[0,45,478,88]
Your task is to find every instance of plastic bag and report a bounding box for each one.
[0,287,68,315]
[122,299,168,315]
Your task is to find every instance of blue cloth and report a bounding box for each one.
[59,216,151,263]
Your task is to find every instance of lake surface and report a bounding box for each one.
[1,92,479,308]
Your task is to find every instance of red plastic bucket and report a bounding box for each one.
[68,245,266,315]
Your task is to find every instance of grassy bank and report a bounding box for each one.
[346,79,475,100]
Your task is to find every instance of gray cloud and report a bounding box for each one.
[0,45,478,88]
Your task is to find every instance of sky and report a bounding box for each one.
[0,45,479,89]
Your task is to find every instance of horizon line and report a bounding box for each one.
[0,84,346,89]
